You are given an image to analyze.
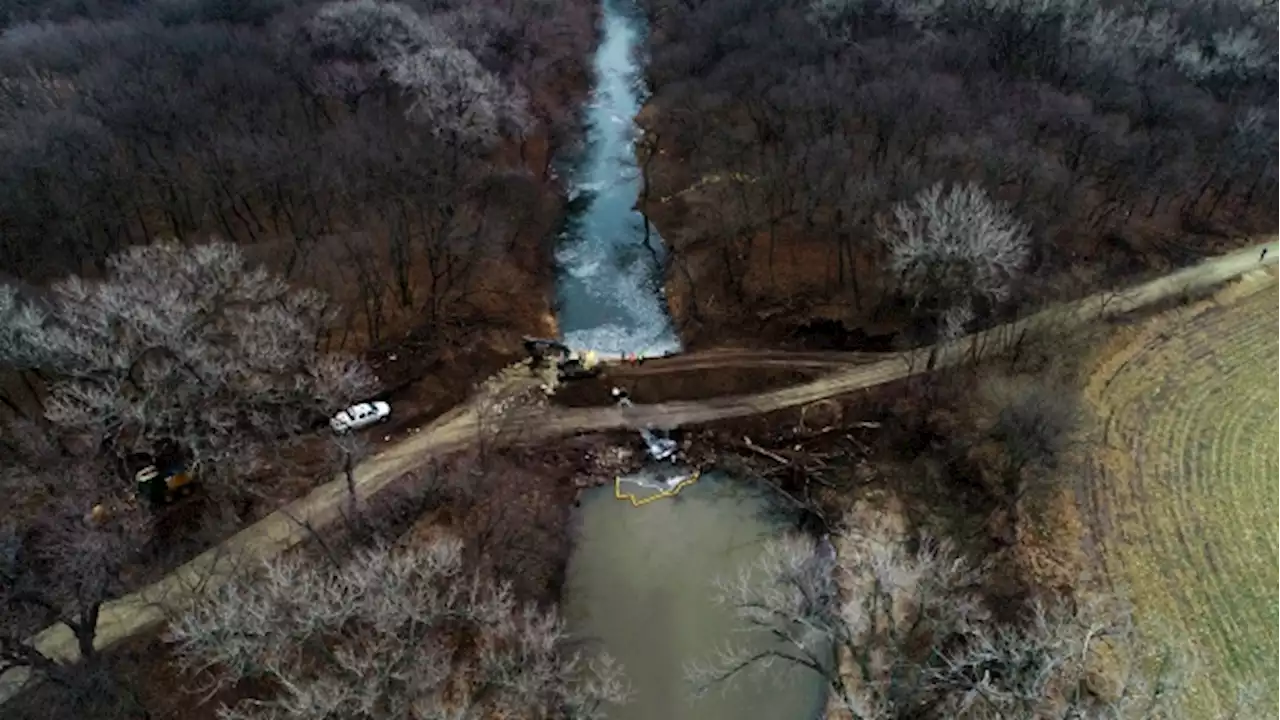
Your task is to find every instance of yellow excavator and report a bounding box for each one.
[86,450,198,526]
[133,462,197,505]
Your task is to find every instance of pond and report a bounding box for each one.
[563,472,828,720]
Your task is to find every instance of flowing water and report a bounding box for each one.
[551,1,826,718]
[553,0,678,358]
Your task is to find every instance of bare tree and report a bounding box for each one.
[1173,26,1276,88]
[302,0,528,141]
[688,523,1190,719]
[878,182,1031,329]
[168,539,629,720]
[0,240,376,511]
[432,447,576,600]
[920,594,1191,720]
[304,0,435,60]
[328,431,372,527]
[974,375,1082,507]
[0,286,48,405]
[2,254,373,701]
[388,46,530,141]
[0,437,153,717]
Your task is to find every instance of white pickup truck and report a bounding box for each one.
[330,401,391,434]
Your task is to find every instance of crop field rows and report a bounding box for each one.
[1084,282,1278,718]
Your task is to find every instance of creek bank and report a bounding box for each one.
[353,0,607,449]
[556,401,879,530]
[634,102,892,352]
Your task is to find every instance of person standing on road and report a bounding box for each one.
[1261,247,1269,262]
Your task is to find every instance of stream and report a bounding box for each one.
[551,2,826,718]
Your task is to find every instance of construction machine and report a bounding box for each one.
[522,337,603,381]
[134,461,197,506]
[86,457,197,527]
[83,437,207,528]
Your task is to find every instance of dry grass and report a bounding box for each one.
[1082,276,1278,717]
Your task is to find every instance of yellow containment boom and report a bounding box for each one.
[614,471,700,507]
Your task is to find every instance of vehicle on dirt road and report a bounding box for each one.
[330,401,391,434]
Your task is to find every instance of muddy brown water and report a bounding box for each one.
[563,472,827,720]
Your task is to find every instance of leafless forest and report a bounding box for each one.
[638,0,1277,344]
[0,0,605,716]
[0,0,1275,717]
[0,0,596,344]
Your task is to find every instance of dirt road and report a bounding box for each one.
[600,348,881,376]
[3,239,1274,700]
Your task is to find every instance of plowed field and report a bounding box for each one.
[1084,277,1278,717]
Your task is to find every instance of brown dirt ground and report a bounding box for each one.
[636,103,1272,353]
[552,363,828,407]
